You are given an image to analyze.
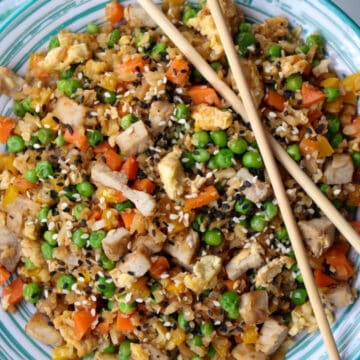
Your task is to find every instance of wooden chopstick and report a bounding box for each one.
[137,0,360,256]
[206,1,339,359]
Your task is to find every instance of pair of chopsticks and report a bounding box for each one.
[137,0,358,358]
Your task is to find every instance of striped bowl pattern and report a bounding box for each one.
[0,0,359,359]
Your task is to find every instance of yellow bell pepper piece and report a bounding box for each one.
[99,74,118,92]
[169,328,186,347]
[317,135,334,158]
[41,115,60,131]
[101,208,120,230]
[166,280,186,295]
[342,72,360,92]
[320,77,340,88]
[31,88,52,110]
[2,185,18,208]
[52,344,78,360]
[0,154,17,173]
[343,91,358,105]
[325,97,343,113]
[242,324,259,344]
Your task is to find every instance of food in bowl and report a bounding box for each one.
[0,0,359,358]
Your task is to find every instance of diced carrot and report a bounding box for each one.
[183,185,220,212]
[308,108,322,122]
[299,137,319,156]
[132,179,155,194]
[120,209,136,230]
[324,242,354,281]
[264,89,285,112]
[0,266,10,286]
[2,278,24,308]
[121,156,138,181]
[314,269,337,287]
[149,256,170,279]
[0,117,15,143]
[73,310,96,340]
[94,141,113,154]
[64,128,88,151]
[14,176,36,191]
[301,83,326,107]
[116,312,135,332]
[224,279,235,291]
[105,0,124,24]
[166,59,190,86]
[29,54,49,79]
[317,135,334,158]
[114,191,127,202]
[102,149,123,171]
[116,57,149,74]
[89,207,102,221]
[95,321,110,335]
[188,85,221,107]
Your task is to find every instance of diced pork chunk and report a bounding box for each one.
[0,226,20,271]
[226,242,264,280]
[255,256,294,288]
[232,343,267,360]
[25,312,63,347]
[115,120,153,156]
[91,163,156,216]
[165,230,199,267]
[102,227,131,261]
[0,66,25,97]
[52,97,88,129]
[124,5,157,28]
[240,290,269,325]
[298,217,335,257]
[192,104,232,131]
[158,148,185,200]
[255,319,288,355]
[324,154,354,185]
[149,101,174,135]
[118,247,151,277]
[321,283,354,310]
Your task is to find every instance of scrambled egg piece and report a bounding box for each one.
[192,104,232,131]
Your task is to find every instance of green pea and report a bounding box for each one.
[118,340,131,360]
[295,44,309,54]
[76,181,95,197]
[59,68,74,79]
[263,201,278,220]
[182,4,197,26]
[24,169,38,183]
[38,206,50,222]
[100,253,116,270]
[192,131,210,148]
[192,212,205,233]
[235,198,254,215]
[192,68,204,82]
[56,79,82,97]
[54,134,65,147]
[200,322,213,336]
[114,200,135,212]
[120,114,138,130]
[38,128,55,145]
[214,148,234,168]
[206,345,216,358]
[102,90,117,105]
[284,313,292,324]
[41,242,54,260]
[192,335,203,347]
[306,33,325,49]
[327,115,340,134]
[23,258,37,270]
[23,282,42,303]
[181,151,195,169]
[220,291,240,319]
[71,203,87,220]
[174,103,190,120]
[48,36,60,50]
[57,274,76,291]
[236,32,256,56]
[108,29,121,47]
[151,43,167,56]
[286,73,303,91]
[352,152,360,167]
[291,288,308,305]
[177,312,189,330]
[86,22,99,34]
[250,214,267,232]
[7,135,25,153]
[319,183,329,195]
[291,264,304,283]
[268,44,282,58]
[324,87,340,102]
[97,276,115,298]
[275,226,289,241]
[210,62,222,71]
[207,157,218,170]
[239,22,252,33]
[13,100,26,117]
[35,160,53,180]
[72,228,87,247]
[21,97,34,114]
[192,149,210,163]
[89,230,106,249]
[210,130,227,147]
[43,230,57,246]
[118,295,136,314]
[330,133,343,148]
[286,144,301,161]
[228,137,248,154]
[87,129,104,147]
[191,357,203,360]
[242,151,263,169]
[103,343,116,353]
[203,228,223,246]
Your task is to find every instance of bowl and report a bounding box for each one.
[0,0,359,359]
